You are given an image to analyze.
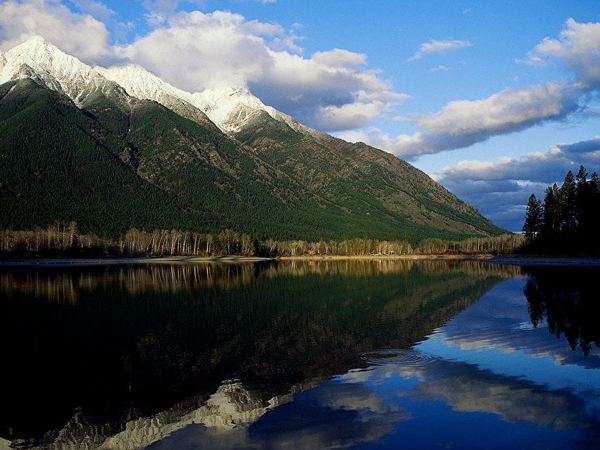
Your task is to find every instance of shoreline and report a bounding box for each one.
[278,254,494,261]
[2,254,600,267]
[0,254,494,268]
[487,254,600,267]
[0,256,277,268]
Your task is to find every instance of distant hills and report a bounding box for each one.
[0,36,505,242]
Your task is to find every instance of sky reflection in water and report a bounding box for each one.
[150,268,600,450]
[1,261,599,449]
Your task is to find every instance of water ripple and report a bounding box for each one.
[362,349,437,366]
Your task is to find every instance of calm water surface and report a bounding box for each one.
[0,260,598,449]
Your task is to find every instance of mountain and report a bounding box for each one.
[95,64,220,132]
[0,36,128,106]
[96,64,315,136]
[0,36,506,242]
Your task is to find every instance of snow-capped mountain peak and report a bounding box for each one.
[0,35,118,104]
[0,36,317,137]
[193,85,317,135]
[96,59,307,134]
[95,63,220,130]
[96,64,195,105]
[95,62,277,133]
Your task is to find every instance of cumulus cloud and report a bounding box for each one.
[441,136,600,183]
[523,18,600,88]
[406,83,580,135]
[0,0,110,63]
[407,39,472,62]
[392,82,584,157]
[312,48,367,67]
[114,10,406,131]
[341,19,600,159]
[435,136,600,230]
[68,0,115,23]
[308,101,389,131]
[334,128,423,157]
[341,82,585,159]
[115,11,274,90]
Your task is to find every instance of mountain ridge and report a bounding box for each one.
[0,36,506,243]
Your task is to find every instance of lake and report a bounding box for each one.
[0,259,598,449]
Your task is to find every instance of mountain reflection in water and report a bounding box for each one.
[0,260,598,449]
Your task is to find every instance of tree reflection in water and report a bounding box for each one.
[0,260,512,448]
[524,267,600,356]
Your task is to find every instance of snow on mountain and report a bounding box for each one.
[193,85,319,136]
[98,64,314,135]
[96,64,194,105]
[0,36,124,105]
[0,36,319,137]
[96,64,218,131]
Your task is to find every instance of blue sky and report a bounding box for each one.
[2,0,600,231]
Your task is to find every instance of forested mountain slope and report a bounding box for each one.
[0,37,506,242]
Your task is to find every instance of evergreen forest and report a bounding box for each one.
[0,78,505,247]
[522,166,600,254]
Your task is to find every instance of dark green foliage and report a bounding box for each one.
[0,79,505,243]
[523,165,600,253]
[236,117,505,243]
[522,194,542,238]
[0,79,193,236]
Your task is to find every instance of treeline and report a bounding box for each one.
[0,222,523,257]
[522,166,600,254]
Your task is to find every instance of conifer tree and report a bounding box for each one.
[523,194,542,238]
[559,171,577,234]
[542,184,560,237]
[525,165,600,253]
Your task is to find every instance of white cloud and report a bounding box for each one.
[524,18,600,88]
[334,127,419,156]
[387,82,584,158]
[68,0,114,23]
[312,48,367,68]
[114,10,275,90]
[404,82,582,136]
[0,0,110,63]
[311,101,388,131]
[435,136,600,230]
[407,39,472,62]
[371,19,600,159]
[115,10,406,131]
[429,65,450,73]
